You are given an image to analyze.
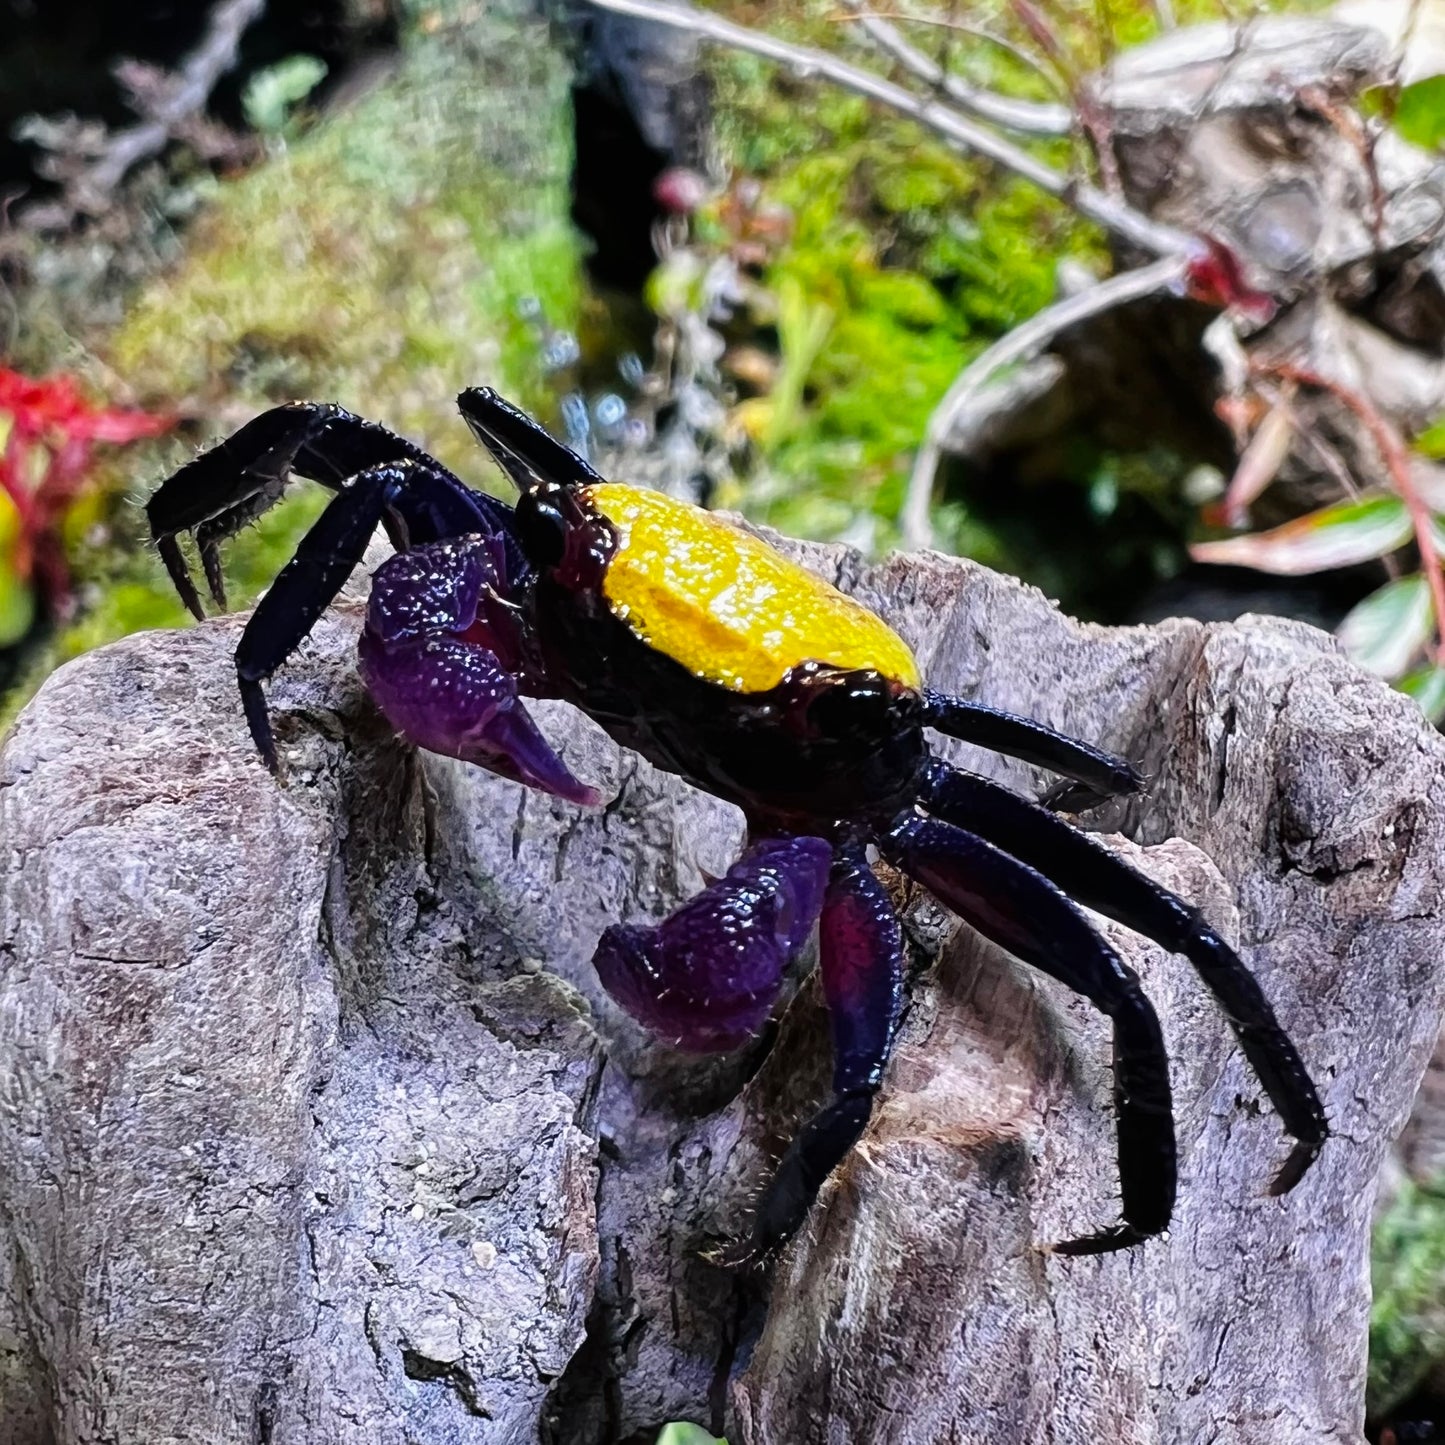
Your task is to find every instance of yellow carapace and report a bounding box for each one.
[585,482,922,693]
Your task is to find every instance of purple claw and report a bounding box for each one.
[358,540,599,806]
[594,835,832,1052]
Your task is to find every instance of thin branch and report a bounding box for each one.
[19,0,265,225]
[836,10,1062,83]
[94,0,266,194]
[1260,359,1445,666]
[585,0,1196,259]
[900,254,1188,550]
[842,4,1073,136]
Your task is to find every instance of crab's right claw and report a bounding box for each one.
[357,537,599,806]
[593,835,832,1052]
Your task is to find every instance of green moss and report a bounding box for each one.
[108,5,580,473]
[1370,1175,1445,1420]
[710,46,1104,550]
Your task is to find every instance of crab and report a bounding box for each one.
[146,387,1327,1261]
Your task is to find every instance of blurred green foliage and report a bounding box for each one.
[1371,1175,1445,1420]
[711,45,1105,551]
[242,54,329,136]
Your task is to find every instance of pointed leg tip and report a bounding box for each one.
[1039,778,1116,813]
[1268,1138,1324,1197]
[156,534,207,620]
[1048,1224,1155,1257]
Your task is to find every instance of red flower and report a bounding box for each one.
[0,366,175,627]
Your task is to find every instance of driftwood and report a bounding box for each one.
[935,16,1445,525]
[3,541,1444,1444]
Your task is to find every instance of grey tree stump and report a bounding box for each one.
[3,543,1443,1445]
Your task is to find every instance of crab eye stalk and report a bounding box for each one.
[514,490,569,568]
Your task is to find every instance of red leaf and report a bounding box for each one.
[1184,238,1277,322]
[0,365,175,445]
[0,365,177,610]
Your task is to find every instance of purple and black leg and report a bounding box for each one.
[922,687,1145,812]
[918,759,1328,1191]
[594,835,911,1264]
[727,841,908,1264]
[146,399,524,620]
[882,813,1176,1255]
[594,835,909,1263]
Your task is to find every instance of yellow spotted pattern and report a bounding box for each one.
[586,483,921,694]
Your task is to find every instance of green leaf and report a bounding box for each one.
[657,1426,726,1445]
[1190,495,1413,575]
[1399,664,1445,724]
[1338,574,1435,679]
[1415,417,1445,460]
[1394,75,1445,151]
[242,55,329,135]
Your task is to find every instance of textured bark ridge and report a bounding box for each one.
[3,543,1444,1444]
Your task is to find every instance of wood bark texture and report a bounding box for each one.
[2,542,1443,1445]
[943,16,1445,526]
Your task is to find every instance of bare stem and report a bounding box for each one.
[843,3,1073,135]
[901,254,1188,550]
[1262,360,1445,666]
[585,0,1195,259]
[21,0,265,223]
[829,9,1062,85]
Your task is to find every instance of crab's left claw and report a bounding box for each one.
[360,632,599,804]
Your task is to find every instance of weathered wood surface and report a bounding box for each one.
[3,542,1444,1444]
[945,15,1445,528]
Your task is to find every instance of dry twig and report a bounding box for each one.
[838,9,1064,83]
[841,3,1073,135]
[17,0,266,229]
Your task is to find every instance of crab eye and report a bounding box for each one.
[516,492,569,568]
